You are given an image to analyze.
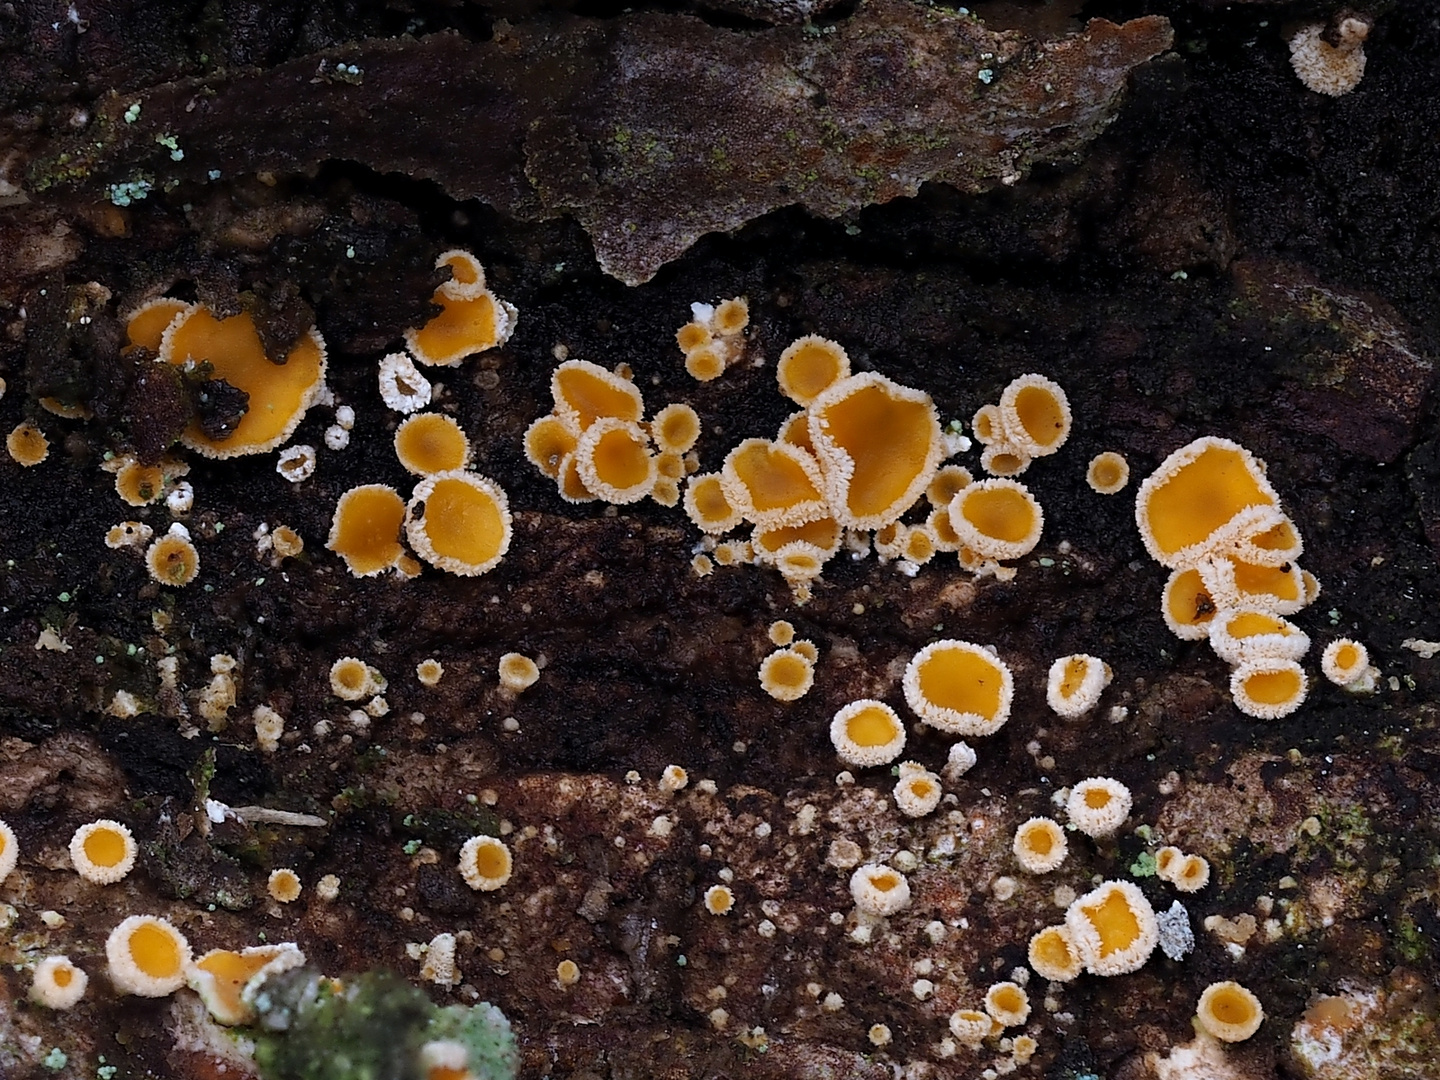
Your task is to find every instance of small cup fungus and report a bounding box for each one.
[124,296,191,351]
[551,359,645,431]
[1161,567,1219,640]
[1013,817,1067,874]
[160,305,328,458]
[768,620,795,646]
[979,443,1031,478]
[1321,638,1370,687]
[996,374,1071,457]
[1198,555,1312,617]
[849,864,911,916]
[893,765,943,818]
[685,346,727,382]
[684,473,744,534]
[0,818,17,883]
[948,1009,993,1049]
[1172,854,1210,893]
[949,479,1044,562]
[720,439,827,529]
[330,657,380,701]
[712,297,750,336]
[8,421,49,466]
[405,252,518,366]
[1027,925,1082,982]
[1086,451,1130,495]
[187,943,305,1025]
[1066,777,1132,838]
[377,352,433,413]
[523,414,580,479]
[676,321,712,353]
[30,955,88,1009]
[459,835,513,892]
[1289,18,1369,98]
[1209,608,1310,666]
[106,914,192,996]
[1155,846,1183,881]
[1196,981,1265,1044]
[106,521,154,550]
[145,528,200,587]
[328,485,407,577]
[927,464,974,508]
[791,639,820,663]
[394,413,470,475]
[903,640,1014,737]
[777,336,851,406]
[830,700,906,767]
[498,653,540,695]
[1045,654,1112,718]
[556,959,582,987]
[1065,879,1159,976]
[704,884,735,915]
[1230,659,1308,719]
[268,868,303,903]
[575,418,657,504]
[984,981,1031,1027]
[758,648,815,702]
[69,819,137,884]
[751,517,841,564]
[417,659,444,687]
[115,461,166,506]
[650,403,702,455]
[406,471,513,576]
[277,444,317,483]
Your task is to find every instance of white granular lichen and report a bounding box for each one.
[276,444,317,482]
[1157,899,1195,961]
[378,352,433,413]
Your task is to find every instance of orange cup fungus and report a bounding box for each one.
[30,955,88,1010]
[106,914,192,996]
[187,943,305,1025]
[808,372,944,531]
[1064,879,1159,976]
[979,444,1031,478]
[830,699,906,767]
[159,304,328,458]
[768,620,795,646]
[498,652,540,694]
[704,884,735,915]
[328,484,407,577]
[677,298,748,380]
[903,640,1014,737]
[893,764,943,818]
[7,421,49,466]
[850,864,911,916]
[949,479,1044,562]
[997,374,1072,458]
[752,517,841,564]
[1198,554,1313,617]
[330,657,382,701]
[1086,451,1130,495]
[1046,654,1113,718]
[523,414,579,480]
[0,818,16,884]
[1321,638,1370,687]
[927,464,974,508]
[575,418,657,504]
[1066,777,1132,838]
[1013,816,1067,874]
[1028,925,1083,983]
[115,461,166,506]
[683,473,743,534]
[650,403,702,455]
[791,639,819,663]
[552,359,644,431]
[394,413,471,476]
[146,527,200,587]
[720,438,827,529]
[1196,981,1265,1042]
[758,647,815,702]
[984,981,1031,1027]
[777,336,851,406]
[404,250,518,366]
[123,296,191,351]
[949,1008,994,1049]
[406,471,512,576]
[1161,567,1219,640]
[458,835,513,892]
[1208,607,1310,666]
[1229,659,1308,719]
[69,819,137,884]
[268,868,303,903]
[1170,853,1211,893]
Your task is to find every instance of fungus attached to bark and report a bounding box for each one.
[1134,437,1279,569]
[948,1009,993,1049]
[1086,452,1130,495]
[523,414,579,480]
[777,336,851,406]
[984,982,1031,1027]
[1198,555,1312,616]
[676,322,712,353]
[551,359,645,431]
[808,372,943,530]
[30,956,88,1009]
[377,351,433,414]
[1065,879,1159,976]
[1161,567,1219,640]
[1172,854,1210,893]
[160,305,328,458]
[791,639,819,663]
[1013,817,1067,874]
[405,255,518,366]
[268,868,302,903]
[979,444,1031,478]
[650,403,702,455]
[1027,925,1082,983]
[903,640,1014,737]
[1066,777,1132,838]
[1208,608,1310,665]
[685,346,727,383]
[949,479,1044,562]
[106,914,192,997]
[758,648,815,702]
[575,418,657,504]
[394,413,471,476]
[106,521,154,549]
[768,620,795,646]
[330,657,379,701]
[498,653,540,695]
[752,517,841,564]
[124,296,191,351]
[893,765,943,818]
[146,528,200,587]
[1230,659,1308,719]
[406,471,513,576]
[927,465,974,508]
[0,818,18,883]
[277,444,317,483]
[997,374,1071,457]
[704,884,735,915]
[459,835,513,892]
[187,943,305,1025]
[849,864,911,916]
[1196,981,1264,1042]
[1155,846,1183,881]
[830,699,906,767]
[115,461,166,506]
[713,297,750,336]
[1289,18,1369,98]
[556,959,581,988]
[69,819,137,884]
[1321,638,1370,687]
[721,439,827,529]
[417,659,444,687]
[684,473,743,534]
[328,484,407,577]
[7,421,49,466]
[1046,654,1112,718]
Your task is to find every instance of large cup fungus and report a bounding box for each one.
[830,700,906,767]
[406,471,513,576]
[949,479,1044,562]
[106,915,192,997]
[1064,879,1159,976]
[328,485,408,577]
[903,640,1014,737]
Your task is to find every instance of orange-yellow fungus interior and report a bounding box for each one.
[779,412,815,452]
[421,479,507,567]
[1033,929,1073,967]
[1230,560,1302,602]
[1084,787,1114,809]
[1334,644,1360,669]
[396,415,469,475]
[766,654,810,688]
[1251,519,1299,552]
[1242,667,1303,705]
[555,366,643,429]
[165,308,324,453]
[869,871,901,892]
[1089,456,1124,488]
[117,464,164,504]
[755,517,839,556]
[330,487,406,575]
[472,842,509,879]
[818,383,933,520]
[197,949,276,1013]
[1058,658,1090,698]
[780,342,845,402]
[1082,888,1142,958]
[151,537,198,583]
[916,647,1004,719]
[126,299,189,351]
[84,827,128,867]
[845,706,899,747]
[1165,568,1215,628]
[730,442,821,514]
[1207,985,1258,1025]
[1013,385,1066,448]
[907,777,937,799]
[412,293,500,362]
[52,965,74,987]
[958,487,1037,543]
[1021,824,1055,855]
[690,476,734,525]
[590,427,651,489]
[655,408,700,452]
[1227,611,1289,638]
[130,923,184,977]
[991,985,1025,1012]
[1144,444,1274,558]
[441,252,482,286]
[558,455,593,502]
